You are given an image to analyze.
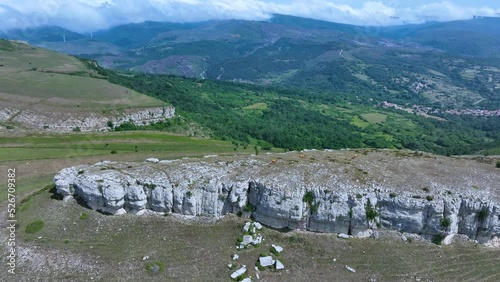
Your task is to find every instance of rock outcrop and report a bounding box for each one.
[0,106,175,132]
[53,150,500,246]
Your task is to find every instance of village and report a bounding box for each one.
[382,101,500,117]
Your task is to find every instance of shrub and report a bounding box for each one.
[302,191,315,205]
[496,161,500,168]
[356,193,363,199]
[144,183,157,189]
[64,240,70,244]
[309,203,320,215]
[145,261,165,274]
[72,126,81,132]
[80,212,89,220]
[78,170,85,175]
[186,191,193,198]
[107,120,114,128]
[440,217,451,229]
[25,219,45,234]
[243,203,256,212]
[422,187,430,192]
[389,192,397,198]
[262,145,272,151]
[110,150,117,154]
[478,209,488,222]
[426,195,434,201]
[432,233,446,245]
[365,199,377,221]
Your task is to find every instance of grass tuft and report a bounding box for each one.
[25,219,45,234]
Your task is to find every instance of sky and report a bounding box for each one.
[0,0,499,32]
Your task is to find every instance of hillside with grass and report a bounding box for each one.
[6,15,499,110]
[0,39,169,132]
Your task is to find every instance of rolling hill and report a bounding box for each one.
[0,39,167,132]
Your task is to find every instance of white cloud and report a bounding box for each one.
[0,0,499,32]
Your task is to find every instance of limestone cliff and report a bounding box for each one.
[53,150,500,246]
[0,106,175,132]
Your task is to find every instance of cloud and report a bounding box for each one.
[0,0,499,32]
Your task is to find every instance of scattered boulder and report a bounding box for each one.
[232,254,239,261]
[145,158,160,163]
[442,234,455,245]
[271,244,283,253]
[338,233,352,239]
[230,266,247,279]
[254,222,263,230]
[275,259,285,270]
[259,256,274,267]
[241,278,252,282]
[243,222,251,232]
[252,234,263,245]
[242,235,253,246]
[345,265,356,273]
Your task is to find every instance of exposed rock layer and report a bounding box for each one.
[0,106,175,132]
[53,151,500,246]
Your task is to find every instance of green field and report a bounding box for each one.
[361,112,387,124]
[242,102,268,110]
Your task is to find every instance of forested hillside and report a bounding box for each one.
[83,61,500,155]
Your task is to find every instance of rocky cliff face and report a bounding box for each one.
[0,106,175,132]
[53,150,500,246]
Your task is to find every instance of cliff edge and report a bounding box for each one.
[53,150,500,246]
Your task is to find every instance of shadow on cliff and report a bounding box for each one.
[48,186,114,215]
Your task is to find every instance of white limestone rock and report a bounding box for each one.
[230,266,247,279]
[275,259,284,270]
[53,153,500,246]
[254,222,263,230]
[345,265,356,273]
[242,235,253,246]
[271,244,283,253]
[338,233,352,239]
[243,222,251,232]
[259,256,274,267]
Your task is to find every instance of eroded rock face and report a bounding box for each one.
[0,106,175,132]
[53,151,500,245]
